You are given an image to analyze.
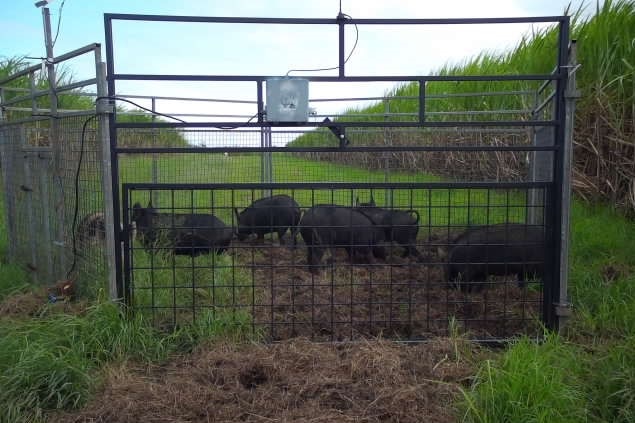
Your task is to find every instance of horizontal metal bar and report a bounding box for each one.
[1,87,30,92]
[114,119,556,129]
[1,92,39,107]
[53,43,100,63]
[117,110,531,119]
[112,73,561,82]
[116,145,557,154]
[123,181,551,191]
[118,111,254,118]
[106,13,565,25]
[2,109,97,120]
[82,92,258,104]
[0,66,41,86]
[0,43,100,86]
[56,77,98,93]
[317,110,533,118]
[5,106,94,113]
[170,127,530,134]
[2,79,98,107]
[349,17,567,24]
[75,91,535,104]
[311,91,536,103]
[0,115,50,125]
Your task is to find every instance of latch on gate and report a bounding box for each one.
[323,117,349,148]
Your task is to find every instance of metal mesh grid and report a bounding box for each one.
[0,115,107,292]
[123,185,547,341]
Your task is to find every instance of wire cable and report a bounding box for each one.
[95,96,188,123]
[52,0,67,48]
[66,113,97,279]
[285,13,359,76]
[97,96,262,129]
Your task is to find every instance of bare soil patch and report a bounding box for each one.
[233,241,542,341]
[52,338,480,423]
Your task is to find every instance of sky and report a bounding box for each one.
[0,0,593,131]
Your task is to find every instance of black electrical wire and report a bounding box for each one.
[52,0,67,48]
[214,112,259,129]
[285,12,359,76]
[97,96,262,129]
[95,96,188,123]
[66,113,97,279]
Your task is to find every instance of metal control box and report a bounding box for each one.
[265,77,309,122]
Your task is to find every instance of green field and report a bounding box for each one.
[118,153,531,229]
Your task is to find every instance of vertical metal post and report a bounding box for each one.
[418,80,426,124]
[96,56,119,301]
[544,17,570,330]
[104,14,125,302]
[22,151,38,282]
[528,77,540,226]
[262,127,273,198]
[43,6,65,281]
[383,98,392,206]
[0,87,18,261]
[555,40,578,331]
[151,97,159,206]
[39,155,54,282]
[337,14,345,78]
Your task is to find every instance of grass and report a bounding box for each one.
[460,334,587,423]
[289,1,635,210]
[459,199,635,423]
[130,247,255,333]
[0,295,256,423]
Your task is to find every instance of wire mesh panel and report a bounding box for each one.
[105,14,572,339]
[0,116,107,293]
[122,183,549,341]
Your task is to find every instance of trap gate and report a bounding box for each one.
[105,14,575,341]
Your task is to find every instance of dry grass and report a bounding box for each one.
[51,337,482,423]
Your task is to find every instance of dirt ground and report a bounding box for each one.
[235,240,543,342]
[51,337,482,423]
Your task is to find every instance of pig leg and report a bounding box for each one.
[307,246,324,274]
[277,227,287,245]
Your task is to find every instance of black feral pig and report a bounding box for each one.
[355,197,421,258]
[299,205,386,272]
[234,194,301,245]
[132,203,233,256]
[446,224,545,292]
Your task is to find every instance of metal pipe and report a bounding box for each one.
[114,119,556,129]
[123,181,551,191]
[106,13,565,24]
[115,144,559,154]
[112,73,561,82]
